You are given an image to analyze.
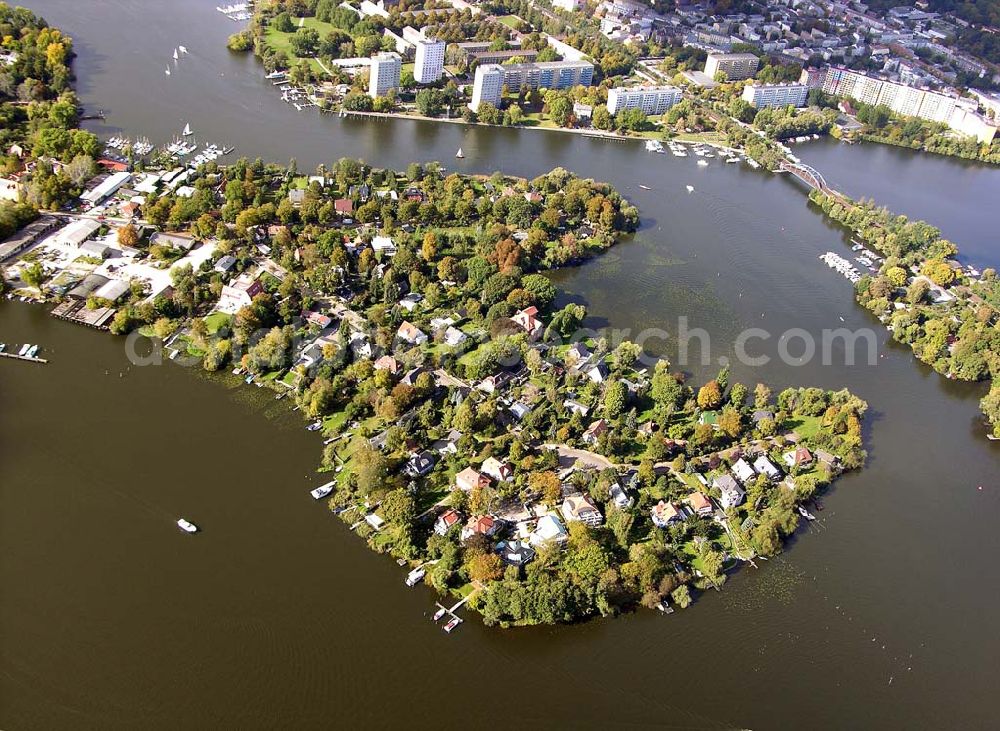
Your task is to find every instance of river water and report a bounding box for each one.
[3,1,1000,728]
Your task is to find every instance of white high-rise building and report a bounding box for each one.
[704,52,759,81]
[470,64,504,112]
[607,85,682,116]
[413,38,445,84]
[414,38,445,84]
[741,83,809,109]
[369,51,402,98]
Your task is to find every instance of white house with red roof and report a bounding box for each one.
[511,306,544,340]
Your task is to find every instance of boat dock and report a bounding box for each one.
[431,590,478,632]
[50,299,116,329]
[0,349,47,364]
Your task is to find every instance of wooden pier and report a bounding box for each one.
[0,350,47,364]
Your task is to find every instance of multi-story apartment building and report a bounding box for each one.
[413,38,445,84]
[470,64,504,111]
[368,51,401,98]
[607,85,683,115]
[497,60,594,91]
[741,83,809,108]
[704,52,759,81]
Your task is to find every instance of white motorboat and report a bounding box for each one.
[405,567,426,586]
[165,67,171,76]
[179,45,188,54]
[177,518,198,533]
[443,617,461,633]
[310,481,335,500]
[686,185,694,193]
[697,160,708,167]
[433,606,447,621]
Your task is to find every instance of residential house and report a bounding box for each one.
[561,494,603,527]
[651,500,683,528]
[686,491,714,517]
[477,372,511,394]
[586,361,610,384]
[530,514,569,546]
[461,515,501,541]
[455,467,491,492]
[783,446,814,469]
[350,330,373,359]
[512,306,544,340]
[334,198,354,216]
[434,508,462,535]
[566,342,591,363]
[304,310,332,329]
[815,449,841,469]
[583,418,609,445]
[401,365,429,386]
[399,292,423,312]
[288,189,306,208]
[753,454,782,481]
[563,399,590,417]
[713,474,746,509]
[371,235,397,256]
[752,409,774,425]
[214,254,237,273]
[496,539,536,566]
[217,272,263,314]
[397,320,428,345]
[443,326,467,346]
[731,457,756,485]
[481,457,513,482]
[431,429,462,455]
[374,355,401,375]
[509,401,531,421]
[430,314,457,332]
[149,232,196,252]
[610,482,634,509]
[404,450,436,478]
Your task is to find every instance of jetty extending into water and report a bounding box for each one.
[0,346,47,364]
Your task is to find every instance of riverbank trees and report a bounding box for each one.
[810,189,1000,433]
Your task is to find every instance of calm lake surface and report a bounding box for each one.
[3,1,1000,729]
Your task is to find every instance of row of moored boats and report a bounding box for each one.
[0,342,41,358]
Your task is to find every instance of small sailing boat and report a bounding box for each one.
[686,185,694,193]
[179,45,189,54]
[182,123,193,136]
[173,48,179,60]
[455,147,464,159]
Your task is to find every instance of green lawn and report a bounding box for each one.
[204,311,231,335]
[263,18,333,76]
[497,14,523,29]
[785,415,823,440]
